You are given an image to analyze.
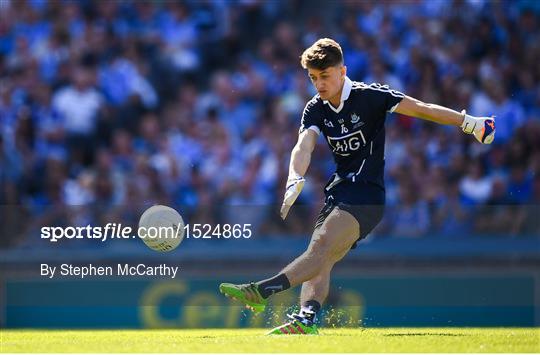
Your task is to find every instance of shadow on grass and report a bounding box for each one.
[384,333,467,337]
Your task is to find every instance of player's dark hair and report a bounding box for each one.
[300,38,343,70]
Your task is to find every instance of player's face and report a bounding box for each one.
[307,65,346,102]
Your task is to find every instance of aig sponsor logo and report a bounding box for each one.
[326,129,366,156]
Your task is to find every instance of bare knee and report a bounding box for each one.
[307,233,327,254]
[306,233,343,264]
[305,208,360,265]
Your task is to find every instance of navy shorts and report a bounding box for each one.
[315,175,385,249]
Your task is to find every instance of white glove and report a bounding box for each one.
[461,110,496,144]
[279,173,305,220]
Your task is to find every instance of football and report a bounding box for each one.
[138,205,185,252]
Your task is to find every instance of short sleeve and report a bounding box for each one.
[365,83,405,113]
[299,97,322,135]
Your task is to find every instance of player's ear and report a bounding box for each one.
[341,65,347,78]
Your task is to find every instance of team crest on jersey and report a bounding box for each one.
[324,119,334,128]
[351,113,361,124]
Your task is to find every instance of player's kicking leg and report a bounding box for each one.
[220,207,359,334]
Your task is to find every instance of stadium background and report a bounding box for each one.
[0,0,539,329]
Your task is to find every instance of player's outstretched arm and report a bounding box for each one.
[280,129,318,220]
[394,96,496,144]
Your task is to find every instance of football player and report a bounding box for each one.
[220,38,495,335]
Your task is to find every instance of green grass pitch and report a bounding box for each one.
[1,328,539,353]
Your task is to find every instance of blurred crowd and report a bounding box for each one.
[1,0,539,247]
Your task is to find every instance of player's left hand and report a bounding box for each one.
[280,173,305,220]
[461,110,496,144]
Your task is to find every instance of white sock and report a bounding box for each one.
[299,306,316,319]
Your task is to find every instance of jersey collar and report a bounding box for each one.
[322,76,352,114]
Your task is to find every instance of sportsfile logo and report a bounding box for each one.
[326,129,367,156]
[40,223,180,243]
[40,223,253,243]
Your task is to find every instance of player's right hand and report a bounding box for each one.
[461,110,496,144]
[279,173,305,220]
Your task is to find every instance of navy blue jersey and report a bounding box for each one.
[300,77,404,188]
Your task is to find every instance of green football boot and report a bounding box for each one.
[266,313,319,335]
[219,282,267,313]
